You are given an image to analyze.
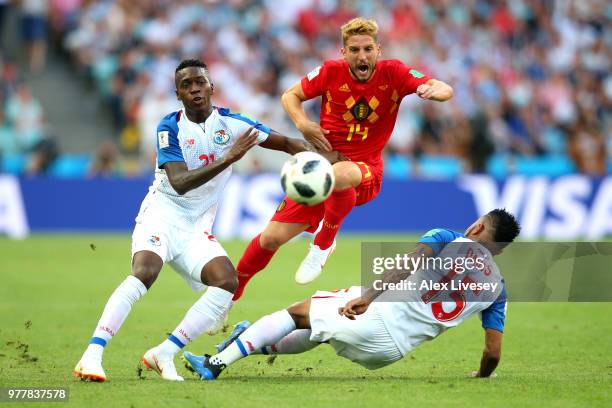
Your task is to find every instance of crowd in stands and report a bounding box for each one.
[0,0,610,178]
[0,57,60,174]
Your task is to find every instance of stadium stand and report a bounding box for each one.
[0,0,609,178]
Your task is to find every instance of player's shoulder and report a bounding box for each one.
[216,106,270,135]
[216,106,257,126]
[379,59,406,68]
[420,228,464,242]
[157,110,181,132]
[377,59,409,72]
[324,59,346,67]
[320,59,347,72]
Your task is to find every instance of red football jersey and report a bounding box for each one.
[301,59,429,170]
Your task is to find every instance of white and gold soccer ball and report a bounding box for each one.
[280,152,335,206]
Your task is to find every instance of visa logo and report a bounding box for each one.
[459,175,612,239]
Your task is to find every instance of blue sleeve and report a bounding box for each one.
[156,113,184,169]
[481,285,507,333]
[418,228,463,256]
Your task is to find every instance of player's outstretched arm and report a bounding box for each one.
[163,126,259,195]
[259,131,315,155]
[260,131,349,164]
[340,243,435,319]
[281,82,332,152]
[416,79,454,102]
[472,328,503,378]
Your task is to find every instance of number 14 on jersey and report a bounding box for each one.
[347,124,369,141]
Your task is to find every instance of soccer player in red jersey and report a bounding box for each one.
[233,17,453,298]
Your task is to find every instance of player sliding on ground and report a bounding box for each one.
[183,209,520,380]
[74,59,342,382]
[233,17,454,298]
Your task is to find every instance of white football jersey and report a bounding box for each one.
[374,235,506,356]
[135,107,269,232]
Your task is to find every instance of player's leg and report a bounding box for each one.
[255,300,319,355]
[145,253,237,381]
[315,160,362,249]
[74,250,162,382]
[254,329,319,355]
[233,217,312,301]
[295,161,362,284]
[182,299,314,380]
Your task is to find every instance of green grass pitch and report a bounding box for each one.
[0,234,610,407]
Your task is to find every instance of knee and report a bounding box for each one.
[204,262,239,293]
[332,162,361,190]
[287,300,311,329]
[209,273,238,293]
[259,230,285,251]
[131,264,160,289]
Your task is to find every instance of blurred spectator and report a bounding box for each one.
[0,0,8,53]
[467,111,495,173]
[26,136,59,175]
[88,139,122,177]
[5,82,44,151]
[0,109,15,158]
[568,122,606,176]
[20,0,49,73]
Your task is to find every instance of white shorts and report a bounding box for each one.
[131,220,228,292]
[309,286,402,370]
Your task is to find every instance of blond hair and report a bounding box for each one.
[340,17,379,45]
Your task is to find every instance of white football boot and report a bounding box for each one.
[73,358,107,382]
[141,347,184,381]
[295,240,336,284]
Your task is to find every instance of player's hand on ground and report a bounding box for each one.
[339,297,371,320]
[319,150,350,164]
[227,126,260,163]
[298,120,332,152]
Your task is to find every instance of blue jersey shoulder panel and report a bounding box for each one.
[156,111,184,169]
[419,228,465,256]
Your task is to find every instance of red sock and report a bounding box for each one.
[233,234,276,301]
[313,188,356,250]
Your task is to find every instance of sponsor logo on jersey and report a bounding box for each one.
[213,129,230,145]
[307,65,321,81]
[409,69,425,78]
[148,235,161,246]
[339,83,350,92]
[378,84,389,90]
[158,131,169,148]
[183,138,195,149]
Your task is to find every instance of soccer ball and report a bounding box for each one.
[280,152,335,206]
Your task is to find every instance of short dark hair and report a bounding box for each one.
[487,208,521,244]
[175,59,208,73]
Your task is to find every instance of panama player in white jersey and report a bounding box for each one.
[183,209,520,379]
[74,59,344,382]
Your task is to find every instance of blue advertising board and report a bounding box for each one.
[0,174,610,240]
